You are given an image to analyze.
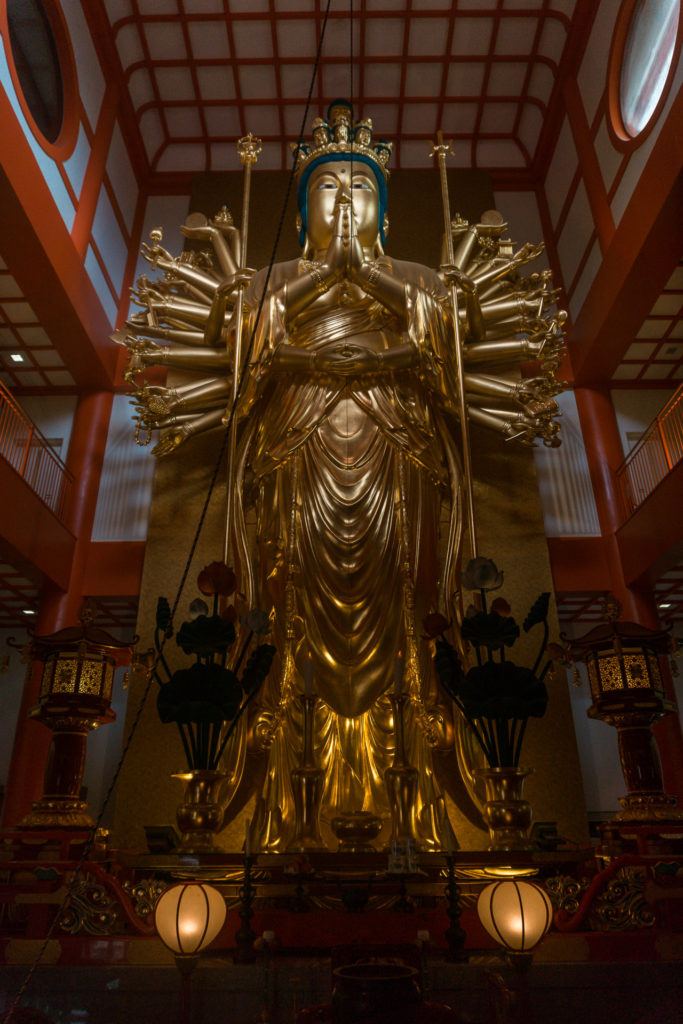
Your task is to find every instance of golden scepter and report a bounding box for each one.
[431,131,478,560]
[224,132,262,564]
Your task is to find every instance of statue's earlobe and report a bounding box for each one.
[374,214,389,257]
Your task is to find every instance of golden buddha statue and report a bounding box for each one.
[119,101,566,851]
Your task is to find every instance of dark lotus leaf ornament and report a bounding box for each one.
[428,557,555,768]
[150,561,276,771]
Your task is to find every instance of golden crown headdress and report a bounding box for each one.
[292,100,393,180]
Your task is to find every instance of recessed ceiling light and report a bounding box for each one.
[659,602,672,609]
[9,353,24,363]
[21,608,35,615]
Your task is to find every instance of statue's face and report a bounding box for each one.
[305,160,380,252]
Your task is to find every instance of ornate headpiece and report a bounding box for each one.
[293,100,393,180]
[294,100,393,246]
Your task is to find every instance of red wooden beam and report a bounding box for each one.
[0,106,117,389]
[617,461,683,589]
[546,536,612,593]
[0,461,75,591]
[570,86,683,387]
[82,541,146,598]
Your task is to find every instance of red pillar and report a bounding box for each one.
[574,386,683,801]
[2,391,113,827]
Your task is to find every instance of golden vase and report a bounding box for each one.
[173,769,227,853]
[475,767,534,851]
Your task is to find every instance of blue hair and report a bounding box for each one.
[297,152,388,248]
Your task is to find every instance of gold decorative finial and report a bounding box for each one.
[237,133,262,166]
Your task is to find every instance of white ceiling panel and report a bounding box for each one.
[324,64,354,98]
[477,140,526,167]
[364,62,402,97]
[239,65,278,100]
[188,20,230,60]
[204,105,242,137]
[441,102,479,134]
[277,18,317,58]
[138,0,176,13]
[241,106,280,136]
[155,66,195,102]
[365,18,404,57]
[527,62,554,104]
[321,17,361,58]
[157,144,205,173]
[495,17,538,53]
[115,23,144,68]
[539,16,568,65]
[196,65,236,100]
[518,104,544,157]
[488,61,528,96]
[408,18,449,56]
[139,109,165,160]
[363,103,399,135]
[128,68,155,110]
[232,20,273,60]
[164,107,203,137]
[446,62,486,97]
[480,103,515,134]
[144,22,187,62]
[280,64,317,96]
[401,103,437,135]
[405,61,443,97]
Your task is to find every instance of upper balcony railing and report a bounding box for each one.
[0,381,73,522]
[616,383,683,520]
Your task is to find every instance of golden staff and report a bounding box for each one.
[431,131,478,560]
[224,132,262,564]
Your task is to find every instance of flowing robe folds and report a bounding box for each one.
[231,257,464,850]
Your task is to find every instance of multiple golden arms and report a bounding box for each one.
[119,195,567,453]
[433,213,567,447]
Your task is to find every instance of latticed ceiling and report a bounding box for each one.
[101,0,585,180]
[612,262,683,385]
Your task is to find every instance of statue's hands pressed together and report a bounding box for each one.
[314,342,381,376]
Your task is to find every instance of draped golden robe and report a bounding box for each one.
[230,257,465,851]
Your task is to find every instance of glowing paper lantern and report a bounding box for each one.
[477,879,552,953]
[154,882,226,957]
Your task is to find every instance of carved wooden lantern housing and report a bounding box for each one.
[569,603,680,823]
[16,606,135,829]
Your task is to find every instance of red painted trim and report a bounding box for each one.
[533,0,598,182]
[2,392,114,826]
[71,82,120,259]
[115,187,146,330]
[0,0,79,162]
[82,541,146,597]
[563,78,615,253]
[0,460,75,590]
[616,460,683,588]
[546,536,612,593]
[607,0,683,151]
[570,84,683,387]
[81,0,148,186]
[0,154,115,389]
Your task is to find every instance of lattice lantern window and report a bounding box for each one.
[39,648,115,706]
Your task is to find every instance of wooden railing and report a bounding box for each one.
[616,383,683,519]
[0,381,73,521]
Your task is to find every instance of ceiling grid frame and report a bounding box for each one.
[98,0,588,183]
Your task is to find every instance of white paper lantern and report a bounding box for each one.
[477,879,553,953]
[154,882,226,956]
